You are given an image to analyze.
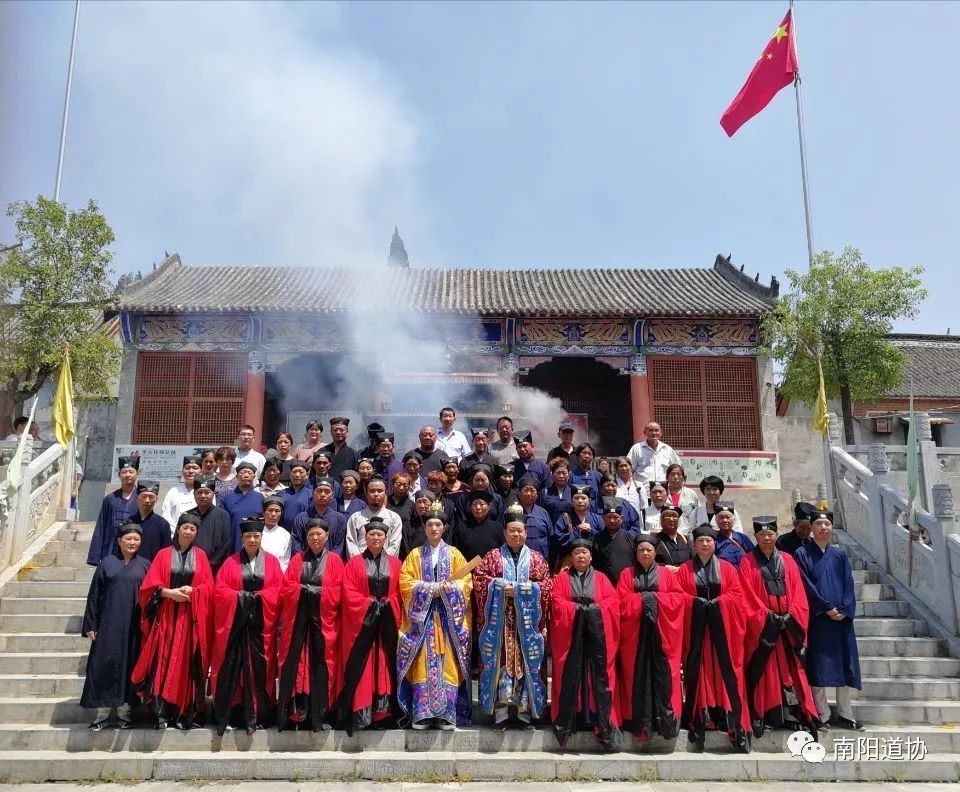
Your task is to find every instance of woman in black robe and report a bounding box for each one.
[80,523,152,730]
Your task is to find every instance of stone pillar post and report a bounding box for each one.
[931,484,958,632]
[629,354,651,443]
[243,352,266,447]
[865,442,891,571]
[916,412,939,514]
[821,412,842,505]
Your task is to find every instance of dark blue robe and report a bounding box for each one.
[591,499,642,535]
[219,486,265,551]
[519,504,552,561]
[86,489,139,566]
[539,484,573,525]
[291,505,348,559]
[714,531,755,569]
[338,497,367,518]
[794,542,861,689]
[373,457,404,494]
[281,482,314,529]
[569,467,602,505]
[80,554,151,708]
[512,458,551,491]
[129,511,172,562]
[552,509,604,565]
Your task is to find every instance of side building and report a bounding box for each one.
[115,253,779,456]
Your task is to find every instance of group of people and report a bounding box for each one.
[80,410,863,751]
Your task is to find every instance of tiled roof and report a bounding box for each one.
[885,334,960,398]
[119,253,778,318]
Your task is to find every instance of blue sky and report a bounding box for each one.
[1,0,956,332]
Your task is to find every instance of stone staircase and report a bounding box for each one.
[0,521,957,782]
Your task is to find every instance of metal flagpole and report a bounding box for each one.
[789,0,815,268]
[54,0,81,204]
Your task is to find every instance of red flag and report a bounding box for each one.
[720,9,799,137]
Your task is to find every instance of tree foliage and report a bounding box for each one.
[0,197,120,404]
[761,247,927,444]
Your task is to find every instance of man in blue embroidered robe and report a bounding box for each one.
[474,513,552,729]
[396,503,472,730]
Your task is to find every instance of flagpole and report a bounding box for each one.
[54,0,81,204]
[789,0,815,268]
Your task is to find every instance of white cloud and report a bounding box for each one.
[72,0,421,269]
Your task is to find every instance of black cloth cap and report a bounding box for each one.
[714,501,735,515]
[236,461,257,474]
[570,537,593,552]
[329,417,350,427]
[659,504,682,516]
[494,464,514,479]
[635,533,659,548]
[312,450,332,461]
[340,470,360,484]
[182,455,202,467]
[262,495,285,510]
[289,460,310,473]
[811,510,834,524]
[601,496,623,515]
[366,422,385,436]
[177,513,201,527]
[467,462,494,479]
[753,516,778,533]
[699,475,725,494]
[504,510,528,526]
[513,430,533,445]
[377,432,395,444]
[571,484,592,497]
[136,481,160,495]
[516,474,540,490]
[117,523,142,537]
[467,489,494,504]
[364,516,388,534]
[193,476,215,491]
[239,518,264,534]
[402,451,421,464]
[118,455,140,472]
[313,476,336,489]
[692,524,719,540]
[471,427,489,438]
[305,517,329,532]
[794,501,815,522]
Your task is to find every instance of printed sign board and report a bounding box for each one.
[113,445,212,482]
[677,450,781,489]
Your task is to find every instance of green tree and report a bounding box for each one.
[762,247,927,445]
[0,197,120,405]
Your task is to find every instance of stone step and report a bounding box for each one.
[0,613,83,633]
[0,597,87,615]
[853,618,928,637]
[54,527,95,541]
[0,722,957,754]
[0,633,89,653]
[852,570,877,586]
[0,652,86,675]
[855,600,910,618]
[17,566,93,582]
[851,700,960,725]
[858,583,895,601]
[1,581,91,598]
[33,550,90,567]
[859,677,960,700]
[0,675,83,697]
[0,697,89,724]
[0,748,957,783]
[855,636,944,656]
[859,655,960,677]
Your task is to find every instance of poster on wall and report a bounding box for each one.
[677,450,781,489]
[113,445,212,482]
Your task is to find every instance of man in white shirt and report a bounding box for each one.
[435,406,472,462]
[4,416,27,442]
[159,455,203,533]
[233,424,266,478]
[259,496,292,572]
[345,476,403,557]
[627,421,682,490]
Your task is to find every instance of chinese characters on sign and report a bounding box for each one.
[678,450,781,489]
[833,736,928,762]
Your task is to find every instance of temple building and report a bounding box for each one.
[115,251,779,455]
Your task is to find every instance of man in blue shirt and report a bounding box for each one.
[713,501,754,568]
[220,461,264,551]
[511,430,551,491]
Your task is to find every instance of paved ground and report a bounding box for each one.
[0,783,949,791]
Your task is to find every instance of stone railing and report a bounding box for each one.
[0,440,69,574]
[830,440,959,635]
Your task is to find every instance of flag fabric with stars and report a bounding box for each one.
[720,9,799,137]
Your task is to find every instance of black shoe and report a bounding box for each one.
[88,719,113,732]
[837,716,865,731]
[816,719,831,732]
[173,721,195,731]
[155,720,168,730]
[492,721,508,732]
[117,719,135,730]
[522,722,536,732]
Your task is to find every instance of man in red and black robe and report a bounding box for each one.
[210,518,283,735]
[550,537,621,751]
[617,533,688,742]
[336,519,402,735]
[277,517,345,731]
[676,524,751,752]
[740,516,819,737]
